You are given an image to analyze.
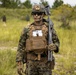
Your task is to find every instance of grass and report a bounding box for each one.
[0,50,17,75]
[0,18,32,47]
[0,18,76,75]
[52,20,76,75]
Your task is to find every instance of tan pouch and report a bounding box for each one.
[26,37,47,52]
[31,37,47,50]
[26,38,32,52]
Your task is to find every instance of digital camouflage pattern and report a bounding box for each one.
[16,22,60,75]
[26,60,52,75]
[16,3,60,75]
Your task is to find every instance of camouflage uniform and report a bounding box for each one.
[16,4,60,75]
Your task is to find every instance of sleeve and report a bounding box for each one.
[52,29,60,53]
[16,28,28,62]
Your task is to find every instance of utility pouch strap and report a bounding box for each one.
[38,54,41,60]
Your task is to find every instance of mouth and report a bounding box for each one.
[34,18,40,19]
[34,18,41,22]
[34,16,41,19]
[33,15,42,22]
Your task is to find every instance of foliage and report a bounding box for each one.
[0,50,16,75]
[52,0,63,9]
[10,0,21,8]
[52,4,74,28]
[71,6,76,20]
[52,20,76,75]
[22,0,32,8]
[0,8,31,19]
[40,0,48,6]
[0,0,21,8]
[0,0,10,8]
[0,18,31,47]
[0,4,76,75]
[0,19,76,75]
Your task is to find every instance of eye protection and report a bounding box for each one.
[32,12,43,16]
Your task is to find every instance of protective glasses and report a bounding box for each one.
[32,12,43,15]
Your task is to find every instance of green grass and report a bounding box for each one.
[0,18,76,75]
[52,20,76,75]
[0,50,17,75]
[0,18,32,47]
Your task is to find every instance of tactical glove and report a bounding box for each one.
[17,61,23,75]
[48,43,57,51]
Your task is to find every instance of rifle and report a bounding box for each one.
[45,5,54,61]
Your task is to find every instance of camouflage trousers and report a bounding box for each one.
[26,60,52,75]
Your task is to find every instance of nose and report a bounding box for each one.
[35,14,38,16]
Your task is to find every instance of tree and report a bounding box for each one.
[0,0,11,8]
[52,4,73,28]
[10,0,21,8]
[23,0,32,8]
[71,6,76,20]
[0,0,21,8]
[40,0,48,6]
[52,0,63,9]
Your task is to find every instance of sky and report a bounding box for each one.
[21,0,76,7]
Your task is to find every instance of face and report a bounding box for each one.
[32,12,44,22]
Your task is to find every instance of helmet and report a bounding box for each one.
[31,4,45,14]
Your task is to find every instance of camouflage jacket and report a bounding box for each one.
[16,22,60,62]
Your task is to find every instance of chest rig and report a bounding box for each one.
[26,23,48,60]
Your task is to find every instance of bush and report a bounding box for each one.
[0,8,31,19]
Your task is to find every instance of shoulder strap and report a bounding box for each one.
[28,22,48,30]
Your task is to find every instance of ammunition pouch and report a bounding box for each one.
[26,37,47,53]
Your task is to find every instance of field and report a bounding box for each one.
[0,18,76,75]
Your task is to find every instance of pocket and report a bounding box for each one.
[26,38,32,51]
[31,37,47,50]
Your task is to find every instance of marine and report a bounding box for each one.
[16,4,60,75]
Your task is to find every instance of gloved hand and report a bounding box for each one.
[17,61,23,75]
[48,43,57,51]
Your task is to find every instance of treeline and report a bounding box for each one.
[0,0,32,8]
[0,0,64,8]
[0,8,31,19]
[0,0,76,28]
[0,0,64,18]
